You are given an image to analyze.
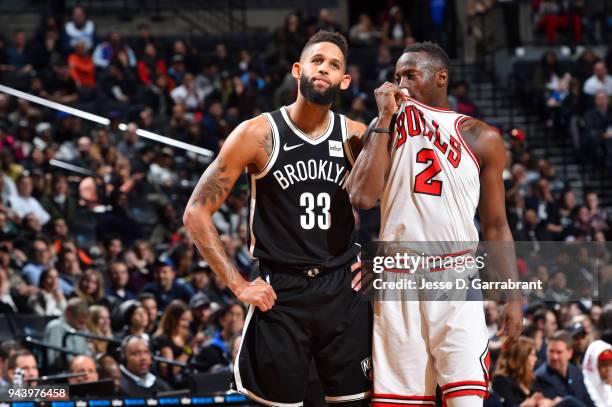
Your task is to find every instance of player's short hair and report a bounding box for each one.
[403,41,450,74]
[301,30,348,64]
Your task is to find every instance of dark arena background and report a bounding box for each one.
[0,1,611,406]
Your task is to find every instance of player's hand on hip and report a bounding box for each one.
[236,277,277,312]
[374,82,407,118]
[497,299,523,352]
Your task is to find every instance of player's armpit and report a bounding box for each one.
[345,117,368,158]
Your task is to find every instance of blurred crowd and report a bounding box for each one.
[0,1,609,405]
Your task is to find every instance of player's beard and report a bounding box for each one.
[299,74,340,105]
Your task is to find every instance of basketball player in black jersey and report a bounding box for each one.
[183,31,371,406]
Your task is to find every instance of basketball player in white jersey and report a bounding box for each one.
[346,42,523,407]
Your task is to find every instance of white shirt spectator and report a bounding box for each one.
[9,194,51,225]
[65,20,95,51]
[582,340,612,407]
[170,84,205,111]
[583,74,612,96]
[1,173,17,204]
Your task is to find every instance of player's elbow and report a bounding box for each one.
[182,205,201,231]
[349,193,376,210]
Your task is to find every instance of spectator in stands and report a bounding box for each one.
[451,81,480,117]
[43,297,91,371]
[46,59,79,105]
[152,300,205,382]
[189,292,214,336]
[137,43,167,87]
[107,260,135,303]
[0,341,21,387]
[583,344,612,407]
[583,62,612,97]
[381,6,414,49]
[28,268,66,316]
[68,41,96,89]
[492,336,558,406]
[349,14,380,46]
[73,269,104,306]
[317,8,342,33]
[98,353,121,394]
[270,13,305,70]
[170,73,205,112]
[92,29,136,70]
[119,335,171,397]
[120,301,150,341]
[9,173,50,225]
[6,29,32,74]
[195,303,244,372]
[2,350,38,389]
[21,238,54,285]
[88,305,113,354]
[42,180,76,230]
[582,90,612,166]
[585,191,609,236]
[138,292,159,334]
[143,260,194,311]
[535,330,595,406]
[68,355,99,384]
[64,6,96,52]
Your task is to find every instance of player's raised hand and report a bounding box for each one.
[497,299,523,351]
[374,82,407,117]
[235,277,277,312]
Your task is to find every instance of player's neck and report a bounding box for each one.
[424,95,450,109]
[286,98,331,139]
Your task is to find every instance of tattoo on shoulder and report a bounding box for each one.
[258,129,274,157]
[192,159,231,207]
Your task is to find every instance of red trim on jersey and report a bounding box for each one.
[441,389,488,407]
[441,381,487,391]
[453,116,480,172]
[407,96,452,112]
[372,394,436,401]
[373,403,434,407]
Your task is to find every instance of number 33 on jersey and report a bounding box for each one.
[248,106,358,266]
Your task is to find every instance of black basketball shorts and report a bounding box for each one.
[233,262,372,406]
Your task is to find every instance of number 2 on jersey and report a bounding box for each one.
[300,192,331,230]
[414,148,443,196]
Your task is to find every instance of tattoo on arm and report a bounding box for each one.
[192,224,238,283]
[258,129,274,157]
[191,159,231,207]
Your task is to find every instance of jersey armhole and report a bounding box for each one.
[454,115,481,173]
[340,114,356,167]
[252,113,281,179]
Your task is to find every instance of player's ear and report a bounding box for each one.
[437,69,448,88]
[340,73,351,90]
[291,62,301,80]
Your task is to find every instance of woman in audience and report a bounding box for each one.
[28,268,66,316]
[152,300,205,382]
[121,301,151,342]
[492,336,558,406]
[73,268,104,306]
[88,304,113,354]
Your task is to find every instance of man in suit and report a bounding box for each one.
[119,335,171,397]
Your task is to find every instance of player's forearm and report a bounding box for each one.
[346,115,392,209]
[183,208,247,294]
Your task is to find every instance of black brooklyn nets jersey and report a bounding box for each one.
[248,106,359,268]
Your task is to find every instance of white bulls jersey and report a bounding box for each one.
[380,97,481,243]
